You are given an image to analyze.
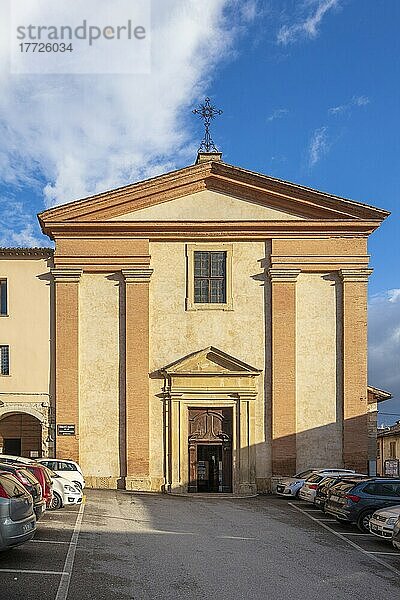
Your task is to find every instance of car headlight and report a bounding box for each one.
[387,517,398,526]
[64,484,78,492]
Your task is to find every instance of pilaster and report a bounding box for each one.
[122,266,153,491]
[340,268,372,472]
[52,268,82,462]
[269,268,301,476]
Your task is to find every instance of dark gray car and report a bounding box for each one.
[325,477,400,532]
[0,472,36,551]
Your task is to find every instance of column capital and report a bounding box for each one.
[122,266,153,283]
[268,268,301,283]
[340,268,373,283]
[51,268,83,283]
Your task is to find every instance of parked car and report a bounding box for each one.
[325,478,400,532]
[369,505,400,541]
[0,463,45,520]
[0,472,36,551]
[299,471,360,503]
[37,459,85,490]
[275,469,355,498]
[0,454,34,465]
[314,474,369,511]
[0,456,53,509]
[392,516,400,550]
[47,470,83,510]
[23,464,53,509]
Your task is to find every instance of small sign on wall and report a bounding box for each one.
[30,451,39,458]
[384,459,399,477]
[57,424,76,436]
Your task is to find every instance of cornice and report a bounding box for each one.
[340,268,374,282]
[121,267,153,283]
[209,162,390,220]
[41,219,383,240]
[51,268,83,283]
[38,160,390,231]
[268,268,301,283]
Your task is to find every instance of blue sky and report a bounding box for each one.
[0,1,399,421]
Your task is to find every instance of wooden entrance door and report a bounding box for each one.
[188,408,232,493]
[4,438,22,455]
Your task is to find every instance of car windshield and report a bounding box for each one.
[46,468,60,478]
[307,474,323,483]
[331,481,355,493]
[0,473,27,498]
[19,468,39,485]
[295,470,313,478]
[319,478,334,489]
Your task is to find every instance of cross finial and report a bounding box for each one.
[192,97,223,153]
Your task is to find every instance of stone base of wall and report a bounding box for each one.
[84,476,270,495]
[256,478,272,494]
[125,476,165,492]
[85,476,120,489]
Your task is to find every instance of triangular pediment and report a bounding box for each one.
[38,160,389,233]
[160,347,261,376]
[109,189,306,221]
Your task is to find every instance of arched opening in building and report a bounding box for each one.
[0,412,42,458]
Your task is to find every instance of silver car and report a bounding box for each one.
[276,468,355,498]
[0,472,36,551]
[369,505,400,541]
[299,471,359,503]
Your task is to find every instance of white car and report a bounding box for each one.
[298,470,357,503]
[369,505,400,541]
[276,469,355,498]
[49,472,83,510]
[37,459,85,490]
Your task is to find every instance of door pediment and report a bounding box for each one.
[160,346,261,376]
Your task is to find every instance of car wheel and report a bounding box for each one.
[73,481,82,491]
[357,510,374,533]
[50,491,63,510]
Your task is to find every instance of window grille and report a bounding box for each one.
[194,251,226,303]
[0,280,7,315]
[0,345,9,375]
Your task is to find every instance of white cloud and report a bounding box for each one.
[240,0,259,23]
[277,0,340,45]
[369,289,400,419]
[329,95,370,115]
[0,197,46,247]
[308,126,329,167]
[0,1,256,214]
[267,108,289,122]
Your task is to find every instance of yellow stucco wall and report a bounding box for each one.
[0,257,51,399]
[148,241,269,482]
[112,190,305,221]
[79,273,121,480]
[296,272,342,470]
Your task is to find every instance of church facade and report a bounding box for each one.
[37,153,389,494]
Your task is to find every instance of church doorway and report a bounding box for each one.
[188,408,232,493]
